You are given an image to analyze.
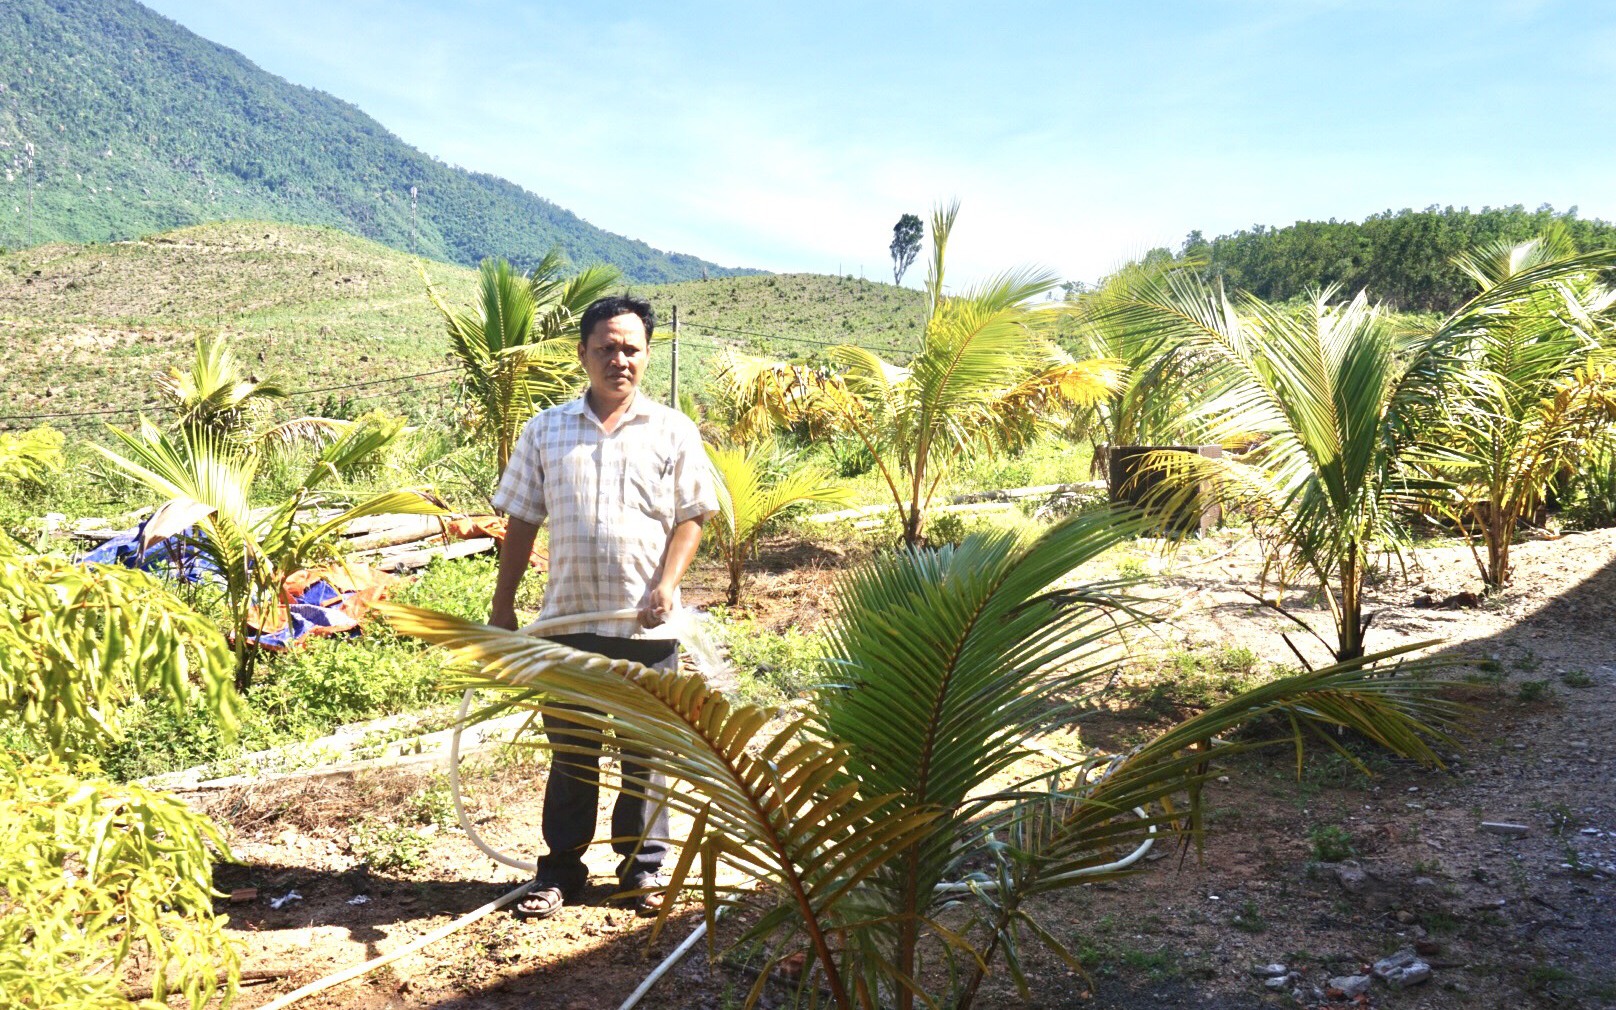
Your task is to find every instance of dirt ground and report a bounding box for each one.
[191,525,1616,1010]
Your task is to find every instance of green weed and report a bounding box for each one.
[1215,646,1261,674]
[1231,899,1267,933]
[714,613,826,704]
[1516,679,1551,703]
[1560,670,1594,688]
[353,820,430,873]
[1309,825,1357,862]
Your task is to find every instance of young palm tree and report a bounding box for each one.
[382,509,1454,1010]
[1097,276,1437,660]
[1102,240,1616,659]
[1060,259,1218,455]
[1421,235,1616,589]
[156,335,342,451]
[426,254,619,477]
[705,439,853,605]
[96,417,446,688]
[783,204,1116,546]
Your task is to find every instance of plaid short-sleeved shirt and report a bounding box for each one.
[492,391,719,638]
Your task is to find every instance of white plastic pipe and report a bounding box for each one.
[617,918,712,1010]
[450,607,704,873]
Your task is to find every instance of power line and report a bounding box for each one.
[0,365,464,428]
[681,317,908,351]
[281,366,458,399]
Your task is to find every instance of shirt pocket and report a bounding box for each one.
[624,452,674,522]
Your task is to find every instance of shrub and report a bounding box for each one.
[0,752,240,1009]
[1517,679,1551,703]
[353,819,431,873]
[0,534,241,1005]
[1309,824,1357,862]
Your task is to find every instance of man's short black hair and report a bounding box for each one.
[579,294,656,345]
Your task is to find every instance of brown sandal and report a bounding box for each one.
[617,873,669,917]
[513,883,567,920]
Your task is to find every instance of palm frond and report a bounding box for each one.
[376,603,941,1009]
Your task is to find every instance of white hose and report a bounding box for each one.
[932,806,1156,895]
[451,607,710,873]
[618,917,714,1010]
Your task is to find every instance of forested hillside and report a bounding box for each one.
[1175,205,1616,312]
[0,0,751,282]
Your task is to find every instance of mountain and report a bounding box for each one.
[0,0,753,282]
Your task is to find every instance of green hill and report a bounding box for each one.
[0,222,924,426]
[0,0,751,282]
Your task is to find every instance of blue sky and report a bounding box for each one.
[140,0,1616,285]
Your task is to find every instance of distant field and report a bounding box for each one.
[0,221,925,432]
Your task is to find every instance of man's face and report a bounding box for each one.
[579,312,650,400]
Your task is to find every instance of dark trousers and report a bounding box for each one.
[536,634,675,887]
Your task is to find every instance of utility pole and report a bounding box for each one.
[670,305,680,409]
[24,142,34,248]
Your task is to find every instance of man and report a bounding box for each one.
[488,293,717,920]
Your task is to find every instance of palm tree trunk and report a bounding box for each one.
[1337,547,1364,662]
[895,852,920,1010]
[727,548,743,607]
[904,465,927,548]
[1485,522,1510,591]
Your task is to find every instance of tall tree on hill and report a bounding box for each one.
[889,213,923,286]
[810,203,1117,547]
[426,252,618,477]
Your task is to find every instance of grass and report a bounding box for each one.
[1308,825,1357,862]
[352,819,431,873]
[1231,898,1268,933]
[1560,669,1595,688]
[1113,646,1267,721]
[712,610,827,705]
[1516,679,1552,703]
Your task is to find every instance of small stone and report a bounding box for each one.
[1395,910,1418,924]
[1414,939,1443,957]
[1264,976,1289,990]
[1479,821,1530,836]
[1251,963,1289,978]
[1373,948,1433,988]
[1335,862,1369,894]
[1330,975,1372,997]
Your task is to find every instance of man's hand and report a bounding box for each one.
[639,582,674,629]
[489,516,541,632]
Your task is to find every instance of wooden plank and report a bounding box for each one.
[372,537,497,572]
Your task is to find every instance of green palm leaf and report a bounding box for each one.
[375,604,940,1009]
